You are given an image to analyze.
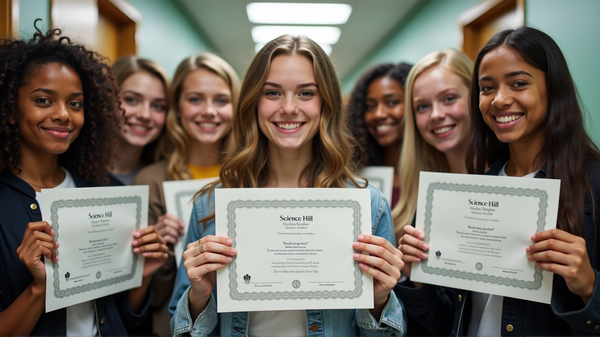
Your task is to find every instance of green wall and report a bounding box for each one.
[19,0,50,39]
[342,0,600,143]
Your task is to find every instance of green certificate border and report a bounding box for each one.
[421,182,548,290]
[50,196,142,298]
[174,190,196,221]
[226,199,364,301]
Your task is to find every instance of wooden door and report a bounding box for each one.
[1,0,19,39]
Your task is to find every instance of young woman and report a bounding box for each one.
[347,63,412,208]
[167,35,405,337]
[132,52,240,335]
[109,56,169,186]
[0,25,168,336]
[397,27,600,336]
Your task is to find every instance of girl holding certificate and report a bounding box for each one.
[132,53,240,335]
[398,27,600,335]
[169,35,406,336]
[347,63,412,209]
[0,25,169,335]
[108,56,169,186]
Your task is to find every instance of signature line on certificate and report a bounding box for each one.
[308,281,344,283]
[440,259,465,264]
[107,266,127,272]
[492,266,524,272]
[70,274,90,280]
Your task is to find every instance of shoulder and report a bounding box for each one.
[132,160,168,185]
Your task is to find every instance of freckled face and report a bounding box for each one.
[257,54,322,152]
[116,71,167,147]
[178,68,233,145]
[17,62,84,157]
[478,46,548,146]
[412,66,471,154]
[364,76,405,148]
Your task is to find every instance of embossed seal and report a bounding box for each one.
[475,262,483,271]
[292,279,301,289]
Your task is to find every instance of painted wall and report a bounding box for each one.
[342,0,600,143]
[19,0,50,38]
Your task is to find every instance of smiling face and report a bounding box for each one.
[478,46,548,147]
[17,62,84,157]
[412,65,470,154]
[178,67,233,146]
[116,71,166,147]
[364,76,405,148]
[257,54,322,152]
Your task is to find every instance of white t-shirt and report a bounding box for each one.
[248,310,307,336]
[467,161,536,336]
[35,169,98,337]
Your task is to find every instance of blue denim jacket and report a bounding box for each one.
[169,183,406,336]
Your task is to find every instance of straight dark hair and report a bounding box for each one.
[466,26,600,237]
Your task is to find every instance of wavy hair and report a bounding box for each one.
[158,53,240,180]
[0,21,119,180]
[111,55,170,165]
[347,63,412,168]
[466,27,600,237]
[392,49,473,238]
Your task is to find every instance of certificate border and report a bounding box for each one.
[421,182,548,290]
[174,190,196,221]
[50,196,142,298]
[226,199,364,301]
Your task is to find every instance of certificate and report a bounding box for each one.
[163,178,218,267]
[42,186,149,312]
[215,188,373,312]
[410,172,560,304]
[359,166,395,204]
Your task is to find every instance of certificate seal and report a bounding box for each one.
[475,262,483,271]
[96,271,102,279]
[292,280,301,289]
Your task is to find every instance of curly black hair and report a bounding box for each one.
[0,20,119,180]
[347,62,412,168]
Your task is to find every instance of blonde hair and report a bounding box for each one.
[158,53,241,180]
[392,49,473,239]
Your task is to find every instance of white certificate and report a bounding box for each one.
[42,186,149,312]
[410,172,560,304]
[163,178,218,267]
[215,188,373,312]
[359,166,394,204]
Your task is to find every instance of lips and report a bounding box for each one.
[432,125,455,135]
[43,126,72,139]
[275,122,304,130]
[372,123,397,135]
[495,114,524,123]
[195,121,222,132]
[127,123,153,136]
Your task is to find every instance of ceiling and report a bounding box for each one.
[174,0,423,80]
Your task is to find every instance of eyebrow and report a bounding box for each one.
[122,90,143,97]
[479,70,533,82]
[31,88,84,97]
[264,81,318,89]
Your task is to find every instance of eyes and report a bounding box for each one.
[123,95,167,112]
[186,95,231,106]
[414,95,457,114]
[479,80,528,93]
[35,96,83,110]
[365,98,402,112]
[264,89,316,99]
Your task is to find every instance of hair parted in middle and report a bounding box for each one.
[158,52,241,180]
[392,48,473,237]
[218,34,361,189]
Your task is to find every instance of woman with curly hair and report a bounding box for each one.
[0,23,168,335]
[168,35,405,336]
[347,63,412,209]
[132,52,240,335]
[108,56,170,186]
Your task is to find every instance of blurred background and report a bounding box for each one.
[2,0,599,142]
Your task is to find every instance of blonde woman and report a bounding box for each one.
[132,53,240,335]
[168,35,405,336]
[391,49,473,335]
[109,56,169,186]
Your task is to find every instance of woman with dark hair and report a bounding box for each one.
[393,27,600,336]
[0,24,168,335]
[347,63,412,209]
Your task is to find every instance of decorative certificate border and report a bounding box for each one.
[421,182,548,290]
[50,196,142,298]
[226,199,363,301]
[174,190,196,221]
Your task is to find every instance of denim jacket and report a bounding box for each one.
[393,156,600,336]
[169,183,406,336]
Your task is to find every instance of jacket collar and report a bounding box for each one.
[485,153,548,178]
[0,167,88,195]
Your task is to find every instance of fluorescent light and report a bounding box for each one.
[255,43,332,55]
[247,3,352,25]
[251,26,341,45]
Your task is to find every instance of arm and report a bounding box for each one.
[0,222,58,336]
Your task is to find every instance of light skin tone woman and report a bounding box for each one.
[184,53,403,321]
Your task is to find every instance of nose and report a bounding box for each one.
[491,86,512,108]
[281,95,297,115]
[373,103,386,119]
[201,101,217,118]
[136,103,152,121]
[51,103,72,122]
[430,103,446,121]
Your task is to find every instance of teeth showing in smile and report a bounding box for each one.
[276,123,302,130]
[496,115,523,123]
[130,125,150,131]
[199,123,217,128]
[433,126,454,135]
[376,124,392,132]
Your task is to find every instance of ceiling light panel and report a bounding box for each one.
[251,26,341,45]
[247,3,352,25]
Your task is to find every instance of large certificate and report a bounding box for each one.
[215,188,373,312]
[359,166,394,204]
[42,186,148,312]
[163,178,218,267]
[410,172,560,304]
